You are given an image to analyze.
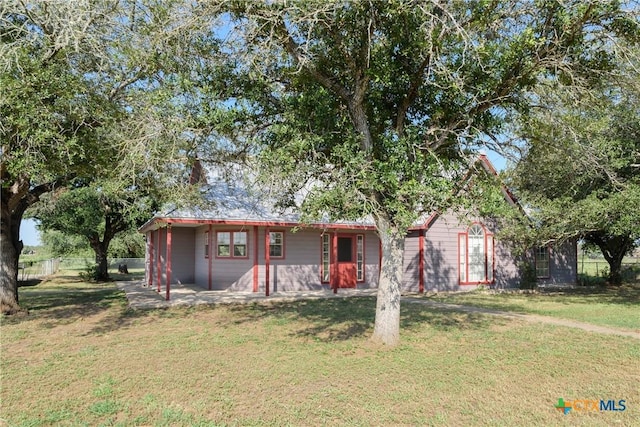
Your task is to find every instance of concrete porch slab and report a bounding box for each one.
[115,281,378,309]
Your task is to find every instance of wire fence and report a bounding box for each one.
[18,258,61,281]
[578,258,640,282]
[18,258,145,281]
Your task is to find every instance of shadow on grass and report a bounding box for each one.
[425,284,640,311]
[14,287,125,326]
[222,297,496,342]
[419,296,532,314]
[6,277,147,334]
[18,278,43,288]
[9,279,498,342]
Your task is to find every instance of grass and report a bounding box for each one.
[2,275,639,426]
[425,285,640,331]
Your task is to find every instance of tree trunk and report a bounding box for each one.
[588,233,632,286]
[0,201,25,315]
[90,239,110,281]
[371,215,405,346]
[1,174,62,313]
[602,245,626,286]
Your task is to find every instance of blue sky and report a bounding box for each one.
[20,219,41,246]
[486,149,507,171]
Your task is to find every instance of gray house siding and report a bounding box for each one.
[536,240,578,286]
[193,225,256,291]
[147,228,167,287]
[189,226,381,292]
[170,227,196,284]
[257,228,381,291]
[402,231,421,292]
[147,227,195,286]
[363,232,381,288]
[401,212,523,292]
[423,213,463,291]
[145,231,152,285]
[493,241,521,289]
[145,214,576,294]
[258,228,323,292]
[193,226,208,286]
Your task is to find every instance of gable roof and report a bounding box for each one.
[138,174,377,232]
[417,153,521,229]
[139,154,520,233]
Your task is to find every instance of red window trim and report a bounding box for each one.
[458,223,495,285]
[268,230,286,260]
[215,230,250,259]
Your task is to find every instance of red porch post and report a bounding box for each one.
[419,229,425,293]
[265,227,270,296]
[165,224,172,301]
[148,231,154,287]
[208,224,213,290]
[253,226,259,292]
[156,228,162,293]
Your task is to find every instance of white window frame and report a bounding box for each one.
[216,231,249,258]
[535,246,550,278]
[459,224,494,284]
[321,234,331,283]
[269,231,284,258]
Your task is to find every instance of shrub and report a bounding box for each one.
[519,262,537,290]
[79,262,99,282]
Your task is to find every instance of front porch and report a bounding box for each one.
[116,281,378,309]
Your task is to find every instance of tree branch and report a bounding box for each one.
[396,53,431,135]
[275,16,374,151]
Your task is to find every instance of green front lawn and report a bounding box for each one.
[426,286,640,331]
[2,276,639,426]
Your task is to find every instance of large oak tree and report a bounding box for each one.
[32,184,159,281]
[196,1,639,344]
[508,53,640,285]
[1,0,197,313]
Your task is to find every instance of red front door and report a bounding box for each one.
[337,236,356,288]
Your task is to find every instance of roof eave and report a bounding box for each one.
[138,216,378,233]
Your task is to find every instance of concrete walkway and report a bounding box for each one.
[115,281,640,340]
[115,281,377,309]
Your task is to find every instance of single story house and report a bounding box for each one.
[139,155,577,300]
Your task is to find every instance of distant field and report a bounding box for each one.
[578,256,640,277]
[2,274,639,426]
[576,256,640,287]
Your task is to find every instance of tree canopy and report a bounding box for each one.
[33,183,158,280]
[1,0,200,313]
[2,1,638,345]
[192,0,640,344]
[507,52,640,284]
